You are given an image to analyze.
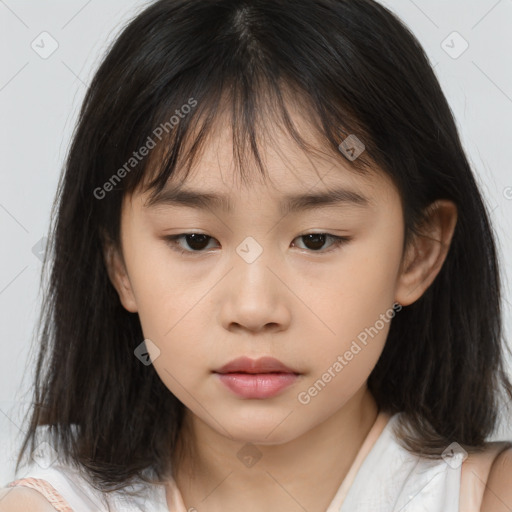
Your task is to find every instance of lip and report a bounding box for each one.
[214,356,298,375]
[213,357,300,399]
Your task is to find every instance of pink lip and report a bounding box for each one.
[215,356,297,374]
[216,373,299,398]
[214,356,300,399]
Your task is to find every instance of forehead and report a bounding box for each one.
[134,104,398,213]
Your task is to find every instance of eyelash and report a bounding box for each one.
[164,233,352,256]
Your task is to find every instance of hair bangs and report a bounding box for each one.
[119,45,377,208]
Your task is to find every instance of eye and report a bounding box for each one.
[165,233,218,254]
[164,233,351,255]
[291,233,351,253]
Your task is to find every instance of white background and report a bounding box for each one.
[1,0,511,485]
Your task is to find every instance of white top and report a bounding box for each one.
[338,414,461,511]
[4,412,465,511]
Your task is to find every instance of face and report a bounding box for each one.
[108,115,409,447]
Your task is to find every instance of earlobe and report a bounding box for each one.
[103,242,139,313]
[395,200,458,306]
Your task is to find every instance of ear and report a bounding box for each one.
[395,199,458,307]
[102,238,138,313]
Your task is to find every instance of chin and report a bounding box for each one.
[220,414,304,446]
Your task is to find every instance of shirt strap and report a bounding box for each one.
[7,477,74,512]
[325,410,392,511]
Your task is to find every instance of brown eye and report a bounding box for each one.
[181,234,211,251]
[292,233,350,253]
[165,233,218,254]
[300,234,327,251]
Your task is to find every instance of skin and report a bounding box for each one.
[105,111,458,512]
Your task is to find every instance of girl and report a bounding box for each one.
[2,0,512,510]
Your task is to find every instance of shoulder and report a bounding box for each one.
[481,446,512,512]
[0,486,59,512]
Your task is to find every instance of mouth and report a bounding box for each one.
[213,356,301,399]
[213,356,299,375]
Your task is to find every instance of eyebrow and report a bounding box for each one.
[145,185,371,215]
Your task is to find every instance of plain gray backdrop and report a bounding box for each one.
[1,0,512,485]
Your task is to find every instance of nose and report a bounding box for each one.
[218,243,292,334]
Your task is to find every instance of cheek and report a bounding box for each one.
[313,225,403,343]
[299,223,403,397]
[125,248,215,379]
[295,297,396,417]
[122,234,196,334]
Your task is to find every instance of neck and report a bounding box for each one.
[171,386,380,512]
